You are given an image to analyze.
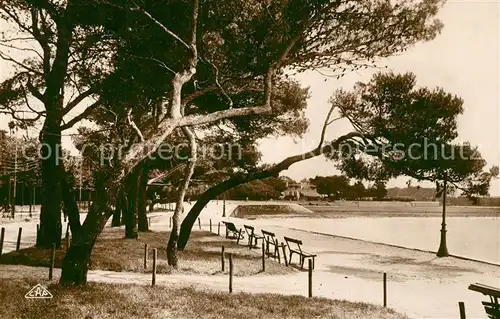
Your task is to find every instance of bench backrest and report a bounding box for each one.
[261,230,277,245]
[223,221,238,232]
[469,283,500,298]
[284,236,303,254]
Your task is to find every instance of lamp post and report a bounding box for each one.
[436,174,449,257]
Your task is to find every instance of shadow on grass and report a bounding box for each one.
[0,277,409,319]
[0,228,295,277]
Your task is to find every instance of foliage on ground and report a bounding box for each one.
[0,277,409,319]
[1,228,294,276]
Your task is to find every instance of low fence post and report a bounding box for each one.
[0,227,5,258]
[198,218,201,230]
[236,229,242,245]
[16,227,22,251]
[276,240,281,263]
[49,243,55,280]
[144,243,148,269]
[383,272,387,307]
[261,242,265,272]
[308,259,313,298]
[281,243,288,266]
[209,219,212,233]
[169,217,172,229]
[228,253,233,293]
[221,246,225,272]
[36,224,39,246]
[217,222,221,236]
[152,248,157,286]
[458,302,466,319]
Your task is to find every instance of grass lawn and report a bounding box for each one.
[0,277,408,319]
[1,228,294,276]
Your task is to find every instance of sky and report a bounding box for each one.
[1,0,499,196]
[258,0,500,196]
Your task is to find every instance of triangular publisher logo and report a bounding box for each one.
[25,284,53,299]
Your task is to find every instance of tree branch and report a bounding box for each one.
[131,1,191,51]
[147,163,187,185]
[127,109,145,143]
[60,99,101,130]
[64,85,99,115]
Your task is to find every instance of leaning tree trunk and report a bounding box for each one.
[177,132,362,250]
[38,115,63,248]
[178,176,248,250]
[137,167,149,232]
[167,127,197,266]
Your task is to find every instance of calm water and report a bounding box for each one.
[276,217,500,264]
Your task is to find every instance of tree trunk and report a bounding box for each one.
[137,167,149,232]
[123,169,139,238]
[38,118,63,248]
[60,175,112,286]
[167,127,197,266]
[111,191,122,227]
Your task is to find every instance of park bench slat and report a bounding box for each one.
[482,302,500,319]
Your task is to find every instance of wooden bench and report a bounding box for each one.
[284,236,316,270]
[469,283,500,319]
[221,221,244,241]
[261,230,280,261]
[244,225,264,249]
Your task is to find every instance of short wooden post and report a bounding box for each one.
[0,227,5,257]
[152,248,157,286]
[276,240,281,263]
[236,229,242,245]
[36,224,39,245]
[383,272,387,307]
[49,243,55,280]
[308,259,313,298]
[148,217,151,227]
[217,222,220,236]
[281,243,288,266]
[209,219,212,232]
[16,227,22,251]
[458,302,466,319]
[228,253,233,293]
[198,218,201,230]
[144,243,148,269]
[261,242,265,272]
[169,217,172,228]
[221,246,225,272]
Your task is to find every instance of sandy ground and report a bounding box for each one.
[1,201,498,319]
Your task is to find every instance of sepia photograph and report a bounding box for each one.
[0,0,498,318]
